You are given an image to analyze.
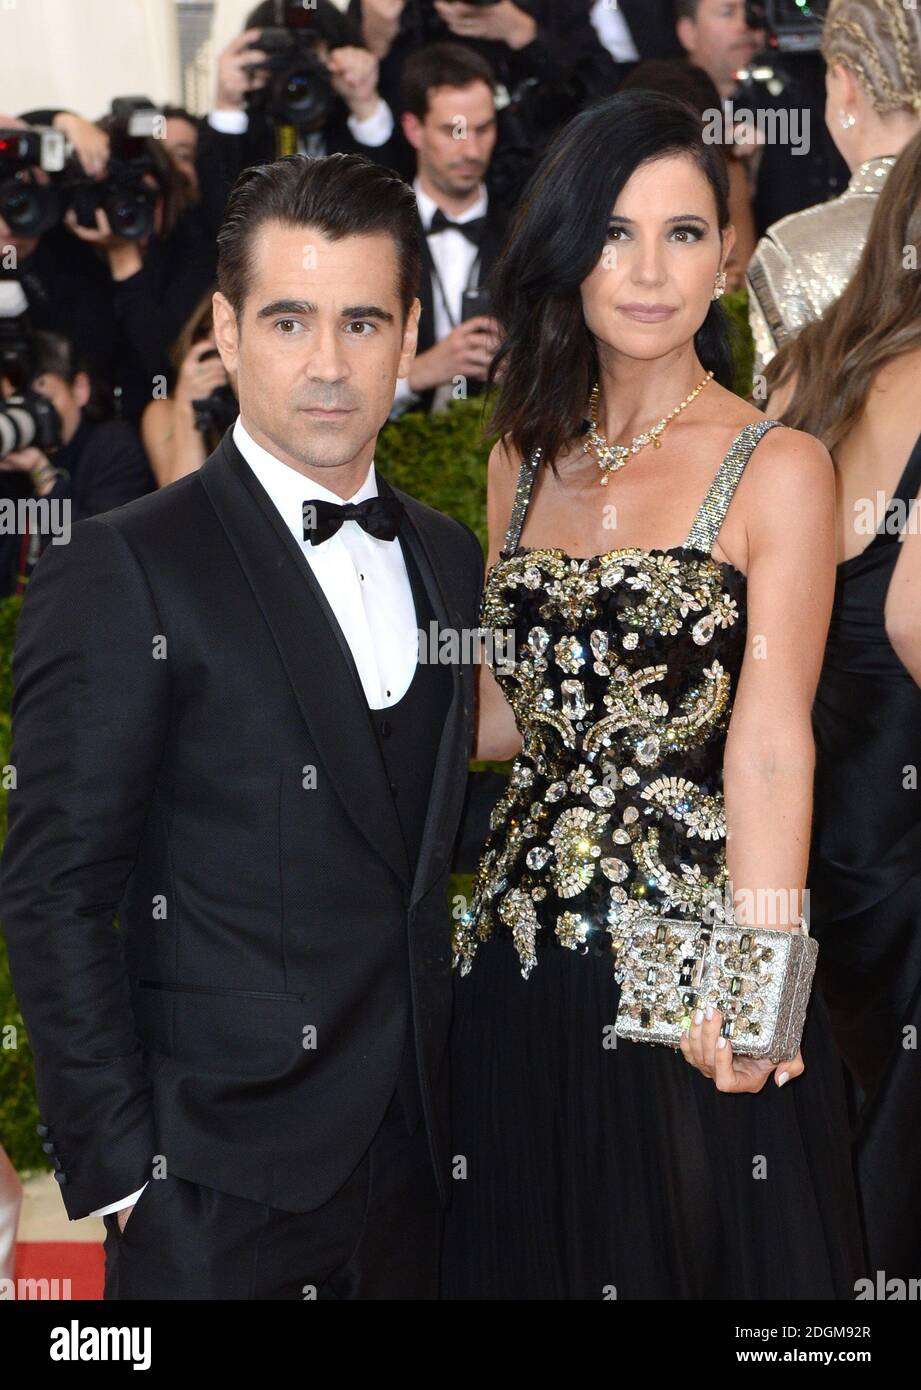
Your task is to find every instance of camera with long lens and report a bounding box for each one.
[245,1,335,130]
[65,98,162,240]
[0,125,67,240]
[747,0,828,53]
[191,348,238,437]
[0,277,61,461]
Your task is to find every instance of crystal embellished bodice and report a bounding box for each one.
[454,419,783,978]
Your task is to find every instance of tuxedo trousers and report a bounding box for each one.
[101,1087,441,1300]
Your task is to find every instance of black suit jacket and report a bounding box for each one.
[196,107,413,238]
[566,0,684,102]
[0,429,483,1219]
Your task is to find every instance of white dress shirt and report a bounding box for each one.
[89,415,419,1220]
[234,417,419,706]
[589,0,640,62]
[392,177,490,417]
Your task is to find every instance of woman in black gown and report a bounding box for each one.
[441,93,868,1299]
[767,131,921,1282]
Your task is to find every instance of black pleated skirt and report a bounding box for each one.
[441,934,869,1300]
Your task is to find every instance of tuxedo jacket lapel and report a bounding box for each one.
[199,433,472,906]
[200,433,413,889]
[377,475,468,910]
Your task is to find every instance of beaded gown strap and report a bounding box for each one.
[684,418,785,554]
[500,446,543,559]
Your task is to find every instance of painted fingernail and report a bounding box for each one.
[777,1071,790,1086]
[716,1037,727,1049]
[705,1004,714,1020]
[693,1009,703,1025]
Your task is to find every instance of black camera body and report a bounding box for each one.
[66,154,157,241]
[0,125,67,239]
[0,101,162,243]
[748,0,828,52]
[191,385,239,438]
[245,16,335,131]
[65,100,162,240]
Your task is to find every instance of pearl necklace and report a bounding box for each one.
[584,371,715,485]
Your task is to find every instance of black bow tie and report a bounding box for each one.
[302,494,404,546]
[426,207,487,246]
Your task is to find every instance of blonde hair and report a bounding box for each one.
[822,0,921,115]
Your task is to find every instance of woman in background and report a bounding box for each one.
[766,130,921,1282]
[748,0,921,378]
[141,292,238,488]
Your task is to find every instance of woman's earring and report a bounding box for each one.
[839,110,857,129]
[712,270,727,301]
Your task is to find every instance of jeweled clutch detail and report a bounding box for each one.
[612,913,818,1063]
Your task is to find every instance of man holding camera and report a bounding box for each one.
[675,0,849,232]
[1,107,216,427]
[197,0,411,237]
[349,0,612,120]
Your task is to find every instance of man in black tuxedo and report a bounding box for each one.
[390,43,508,417]
[0,152,484,1299]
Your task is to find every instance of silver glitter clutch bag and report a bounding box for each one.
[613,913,818,1063]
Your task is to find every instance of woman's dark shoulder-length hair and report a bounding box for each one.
[484,91,733,474]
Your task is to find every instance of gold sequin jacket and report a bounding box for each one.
[746,155,897,380]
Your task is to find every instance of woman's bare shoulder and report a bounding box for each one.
[486,435,526,510]
[738,421,834,536]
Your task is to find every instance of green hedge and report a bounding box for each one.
[0,298,756,1175]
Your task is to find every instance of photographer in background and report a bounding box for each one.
[391,43,506,417]
[141,291,239,487]
[675,0,849,232]
[0,331,153,594]
[162,105,202,201]
[349,0,611,118]
[3,106,217,426]
[197,0,410,236]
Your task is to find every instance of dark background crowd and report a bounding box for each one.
[0,0,844,593]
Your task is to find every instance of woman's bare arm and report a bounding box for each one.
[722,426,837,930]
[473,438,524,762]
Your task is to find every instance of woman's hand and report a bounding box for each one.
[678,1004,804,1092]
[175,339,229,408]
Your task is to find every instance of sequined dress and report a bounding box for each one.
[441,420,867,1300]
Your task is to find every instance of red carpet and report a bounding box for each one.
[14,1242,104,1300]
